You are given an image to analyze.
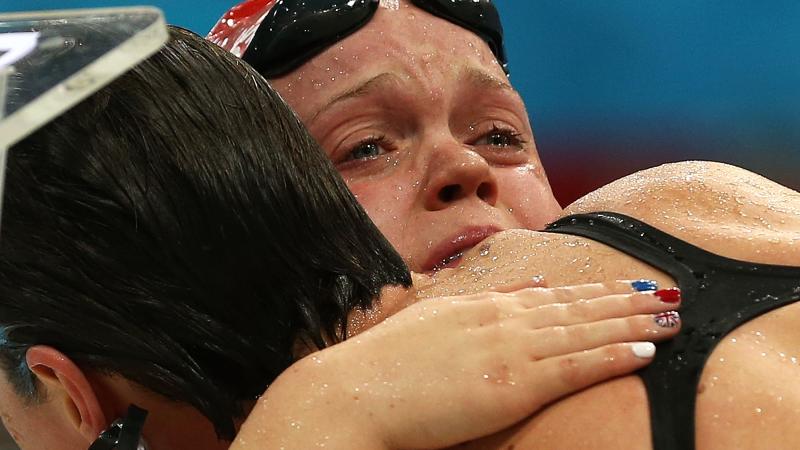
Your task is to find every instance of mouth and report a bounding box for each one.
[422,226,502,273]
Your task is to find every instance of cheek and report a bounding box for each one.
[495,165,562,229]
[344,176,418,243]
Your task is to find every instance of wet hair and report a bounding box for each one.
[0,27,410,439]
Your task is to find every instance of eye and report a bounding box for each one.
[345,135,390,161]
[473,124,526,149]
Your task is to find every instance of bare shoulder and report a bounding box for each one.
[563,161,800,265]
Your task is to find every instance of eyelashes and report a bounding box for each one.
[470,123,528,149]
[343,134,392,162]
[333,122,529,172]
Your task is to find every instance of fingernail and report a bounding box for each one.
[631,342,656,358]
[631,280,658,292]
[654,288,681,304]
[654,311,681,328]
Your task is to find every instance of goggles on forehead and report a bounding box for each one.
[208,0,507,79]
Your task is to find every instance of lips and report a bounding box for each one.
[422,226,502,273]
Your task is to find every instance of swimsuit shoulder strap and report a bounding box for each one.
[546,212,800,450]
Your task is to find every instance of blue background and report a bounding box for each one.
[2,0,798,204]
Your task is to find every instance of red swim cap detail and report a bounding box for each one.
[207,0,277,57]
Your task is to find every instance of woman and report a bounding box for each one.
[0,27,666,450]
[211,1,800,449]
[231,170,800,450]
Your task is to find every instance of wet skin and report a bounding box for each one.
[269,1,562,273]
[269,2,800,448]
[388,162,800,449]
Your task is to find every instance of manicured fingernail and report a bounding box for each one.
[654,288,681,303]
[631,280,658,292]
[631,342,656,358]
[654,311,681,328]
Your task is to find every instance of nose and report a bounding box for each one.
[422,143,499,211]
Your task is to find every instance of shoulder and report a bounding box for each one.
[563,161,800,265]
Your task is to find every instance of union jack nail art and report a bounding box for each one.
[654,311,681,328]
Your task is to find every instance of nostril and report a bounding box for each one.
[476,182,495,203]
[438,184,462,203]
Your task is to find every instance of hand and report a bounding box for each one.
[232,281,680,450]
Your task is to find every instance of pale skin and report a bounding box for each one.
[233,161,800,450]
[433,162,800,450]
[237,1,800,449]
[267,2,563,272]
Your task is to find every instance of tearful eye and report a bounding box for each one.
[350,142,382,160]
[345,135,390,161]
[472,124,526,150]
[486,132,516,147]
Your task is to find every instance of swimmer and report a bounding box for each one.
[211,1,800,449]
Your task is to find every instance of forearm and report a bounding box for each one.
[230,357,391,450]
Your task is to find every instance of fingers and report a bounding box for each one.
[526,342,658,407]
[521,289,682,328]
[484,275,548,294]
[528,311,681,359]
[510,280,649,309]
[444,280,677,329]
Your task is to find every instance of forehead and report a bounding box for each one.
[270,0,508,117]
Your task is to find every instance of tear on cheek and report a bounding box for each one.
[514,163,539,176]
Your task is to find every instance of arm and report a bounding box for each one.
[231,281,681,450]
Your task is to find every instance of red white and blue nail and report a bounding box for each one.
[655,311,681,328]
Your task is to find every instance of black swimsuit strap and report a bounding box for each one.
[546,212,800,450]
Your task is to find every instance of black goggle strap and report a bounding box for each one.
[88,404,148,450]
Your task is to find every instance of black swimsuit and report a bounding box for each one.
[546,212,800,450]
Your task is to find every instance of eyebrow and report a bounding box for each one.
[308,68,515,124]
[309,72,401,124]
[459,66,515,92]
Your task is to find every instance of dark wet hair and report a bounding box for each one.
[0,27,410,439]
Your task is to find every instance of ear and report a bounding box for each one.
[26,345,108,443]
